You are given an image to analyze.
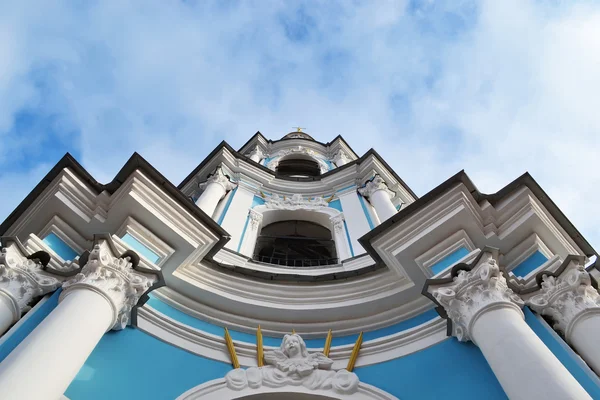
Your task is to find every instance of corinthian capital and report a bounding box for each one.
[424,250,524,343]
[61,235,161,331]
[526,259,600,340]
[0,239,62,322]
[357,175,394,199]
[199,166,237,192]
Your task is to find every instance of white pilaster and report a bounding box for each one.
[0,242,61,336]
[330,214,352,261]
[239,208,263,257]
[0,238,160,400]
[195,167,236,217]
[338,191,370,255]
[358,175,397,222]
[425,250,591,400]
[526,260,600,375]
[221,185,255,251]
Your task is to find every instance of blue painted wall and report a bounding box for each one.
[0,289,61,363]
[356,338,506,399]
[524,307,600,398]
[251,195,265,208]
[65,327,231,400]
[430,247,470,275]
[121,233,160,264]
[512,251,548,277]
[328,199,343,212]
[43,233,78,261]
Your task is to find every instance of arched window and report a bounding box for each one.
[253,220,338,267]
[276,158,321,178]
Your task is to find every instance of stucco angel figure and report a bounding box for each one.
[225,333,359,394]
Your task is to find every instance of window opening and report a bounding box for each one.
[276,158,321,178]
[253,220,338,267]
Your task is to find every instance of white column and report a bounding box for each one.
[333,150,349,167]
[527,260,600,375]
[358,175,397,223]
[0,238,159,400]
[195,167,236,217]
[426,250,591,400]
[330,214,352,261]
[0,241,61,336]
[239,209,263,258]
[247,146,265,163]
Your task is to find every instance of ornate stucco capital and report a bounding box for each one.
[329,214,345,234]
[60,236,161,331]
[248,208,263,230]
[199,166,237,193]
[424,250,524,343]
[247,145,265,160]
[333,149,349,166]
[0,239,62,322]
[526,259,600,340]
[357,175,394,200]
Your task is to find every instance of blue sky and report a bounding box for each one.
[1,0,599,250]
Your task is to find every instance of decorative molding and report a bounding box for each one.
[330,214,345,234]
[333,149,350,167]
[115,216,174,268]
[265,146,330,174]
[225,333,359,394]
[60,237,160,331]
[526,259,600,340]
[358,174,394,200]
[425,250,524,343]
[199,166,237,193]
[415,230,477,278]
[136,304,446,369]
[265,193,328,210]
[248,209,263,230]
[0,239,62,321]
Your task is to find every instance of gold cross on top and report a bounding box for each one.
[292,127,305,132]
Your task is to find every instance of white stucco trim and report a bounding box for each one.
[176,377,398,400]
[136,304,447,369]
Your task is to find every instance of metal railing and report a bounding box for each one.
[252,255,339,267]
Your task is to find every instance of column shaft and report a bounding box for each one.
[369,189,397,222]
[0,289,113,400]
[568,315,600,374]
[0,293,17,336]
[195,182,226,217]
[472,307,590,400]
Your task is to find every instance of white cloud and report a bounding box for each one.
[0,0,598,249]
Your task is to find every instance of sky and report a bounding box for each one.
[0,0,599,250]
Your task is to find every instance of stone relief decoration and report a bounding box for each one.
[358,174,395,200]
[248,209,264,229]
[199,166,237,193]
[0,239,62,320]
[330,214,345,234]
[246,145,265,162]
[266,146,330,174]
[61,235,161,330]
[225,333,359,394]
[265,193,328,210]
[527,260,600,340]
[425,250,524,342]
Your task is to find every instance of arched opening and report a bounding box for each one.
[254,220,338,267]
[276,157,321,178]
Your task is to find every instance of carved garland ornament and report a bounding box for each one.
[265,193,329,210]
[429,253,524,342]
[527,263,600,340]
[225,333,359,394]
[61,240,158,330]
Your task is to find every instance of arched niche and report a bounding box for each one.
[239,206,352,262]
[176,377,398,400]
[266,147,330,175]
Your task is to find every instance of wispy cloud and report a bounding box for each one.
[0,0,598,249]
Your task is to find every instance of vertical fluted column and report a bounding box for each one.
[247,146,265,164]
[526,259,600,375]
[0,236,160,400]
[0,240,61,336]
[358,175,397,222]
[424,250,591,400]
[195,167,236,217]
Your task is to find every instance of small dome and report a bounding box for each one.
[282,131,315,141]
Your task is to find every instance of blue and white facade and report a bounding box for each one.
[0,130,598,399]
